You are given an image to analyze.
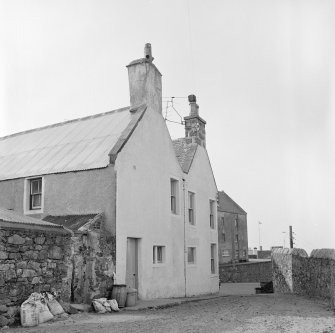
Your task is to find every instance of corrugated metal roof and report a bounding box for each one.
[43,214,100,231]
[0,107,134,180]
[0,207,63,228]
[172,138,198,173]
[218,191,247,215]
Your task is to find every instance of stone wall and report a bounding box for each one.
[272,248,335,307]
[0,226,72,327]
[219,260,272,283]
[71,215,115,303]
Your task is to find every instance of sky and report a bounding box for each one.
[1,0,334,253]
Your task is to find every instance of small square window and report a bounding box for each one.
[153,246,165,264]
[222,249,230,257]
[187,247,196,264]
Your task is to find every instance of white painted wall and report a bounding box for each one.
[114,106,219,299]
[184,147,219,296]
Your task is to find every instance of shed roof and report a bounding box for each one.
[0,106,146,181]
[218,191,247,215]
[172,138,198,173]
[0,207,64,229]
[43,214,100,231]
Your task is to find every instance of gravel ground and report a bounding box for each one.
[7,294,335,333]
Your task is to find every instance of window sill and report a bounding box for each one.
[153,263,166,268]
[24,209,43,215]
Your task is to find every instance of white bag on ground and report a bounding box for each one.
[20,299,38,327]
[92,300,107,314]
[107,299,119,312]
[45,292,64,316]
[36,299,54,323]
[20,292,54,326]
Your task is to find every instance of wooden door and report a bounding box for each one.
[126,238,138,290]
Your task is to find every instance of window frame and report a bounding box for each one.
[30,178,42,210]
[170,179,179,215]
[153,245,165,265]
[24,177,44,214]
[187,247,196,265]
[210,243,217,274]
[188,191,195,225]
[209,200,215,229]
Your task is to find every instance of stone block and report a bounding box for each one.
[8,235,25,245]
[0,252,8,260]
[38,250,48,260]
[49,246,63,259]
[27,261,40,271]
[5,270,16,280]
[17,261,27,269]
[34,236,45,245]
[0,305,7,313]
[21,269,36,278]
[0,315,9,327]
[0,264,10,271]
[31,276,42,284]
[8,253,21,260]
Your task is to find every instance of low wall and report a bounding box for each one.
[219,260,272,283]
[272,248,335,307]
[0,226,72,327]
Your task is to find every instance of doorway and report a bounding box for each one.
[126,238,139,290]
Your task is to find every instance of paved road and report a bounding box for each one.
[9,293,335,333]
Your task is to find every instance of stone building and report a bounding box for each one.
[0,44,219,301]
[217,191,248,264]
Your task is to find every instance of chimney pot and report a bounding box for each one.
[188,94,196,103]
[144,43,153,62]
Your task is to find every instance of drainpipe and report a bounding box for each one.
[182,179,187,297]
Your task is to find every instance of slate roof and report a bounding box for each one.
[43,214,100,231]
[217,191,247,215]
[0,207,64,229]
[172,138,198,173]
[0,105,146,181]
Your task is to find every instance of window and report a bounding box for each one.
[30,178,42,210]
[235,249,239,259]
[209,200,215,229]
[170,179,178,214]
[153,246,165,264]
[210,244,216,274]
[222,249,230,257]
[221,217,225,241]
[235,219,239,230]
[235,234,239,243]
[243,250,247,257]
[187,247,196,264]
[188,192,195,225]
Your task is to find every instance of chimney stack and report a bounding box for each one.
[127,43,162,113]
[184,95,206,148]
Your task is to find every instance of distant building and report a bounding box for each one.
[217,191,248,264]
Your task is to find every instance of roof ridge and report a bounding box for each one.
[0,106,130,141]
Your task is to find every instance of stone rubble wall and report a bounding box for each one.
[272,248,335,307]
[219,260,272,283]
[0,226,72,327]
[71,221,115,303]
